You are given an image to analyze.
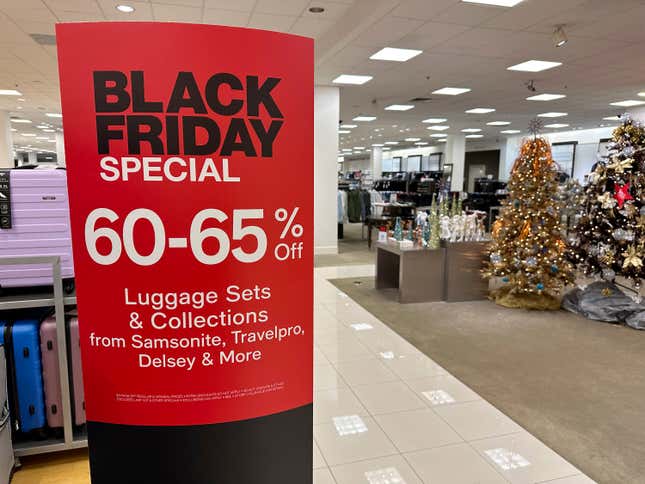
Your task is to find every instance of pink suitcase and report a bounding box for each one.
[39,316,85,427]
[0,169,74,290]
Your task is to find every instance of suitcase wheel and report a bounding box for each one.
[22,347,29,358]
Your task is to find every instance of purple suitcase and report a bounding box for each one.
[0,169,74,289]
[39,316,85,427]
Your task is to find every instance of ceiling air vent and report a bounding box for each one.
[409,97,432,103]
[30,34,57,46]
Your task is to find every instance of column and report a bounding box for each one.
[0,111,13,168]
[371,146,383,178]
[445,134,466,192]
[314,85,340,255]
[27,151,37,164]
[56,131,66,167]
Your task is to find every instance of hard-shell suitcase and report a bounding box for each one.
[0,168,74,290]
[0,320,46,434]
[39,316,85,427]
[0,347,14,484]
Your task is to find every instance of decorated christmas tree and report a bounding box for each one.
[483,131,575,309]
[568,118,644,291]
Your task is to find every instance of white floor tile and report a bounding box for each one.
[314,347,330,366]
[537,475,597,483]
[383,353,447,380]
[315,327,358,347]
[318,338,374,363]
[313,467,336,484]
[335,358,399,386]
[375,408,463,453]
[315,364,348,391]
[405,443,508,483]
[331,454,423,484]
[314,388,369,424]
[314,416,398,466]
[313,441,327,469]
[353,380,426,415]
[434,400,523,441]
[471,432,583,483]
[406,374,482,406]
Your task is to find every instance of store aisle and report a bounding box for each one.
[14,264,594,483]
[313,264,595,484]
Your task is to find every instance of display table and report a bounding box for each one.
[375,242,445,303]
[443,241,489,302]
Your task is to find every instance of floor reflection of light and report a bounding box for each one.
[485,448,531,471]
[364,466,406,483]
[422,390,456,405]
[351,323,374,331]
[379,351,395,360]
[333,415,368,436]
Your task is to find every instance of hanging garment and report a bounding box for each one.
[347,190,362,223]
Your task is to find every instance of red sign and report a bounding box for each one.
[56,23,313,427]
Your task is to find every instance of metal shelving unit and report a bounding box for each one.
[0,256,86,457]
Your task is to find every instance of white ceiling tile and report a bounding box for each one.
[353,16,425,47]
[153,0,204,6]
[53,11,106,21]
[43,0,103,14]
[291,17,335,38]
[152,4,203,22]
[254,0,309,16]
[0,5,58,23]
[98,0,154,20]
[481,0,587,31]
[431,2,506,27]
[204,0,256,11]
[203,8,250,27]
[19,21,57,35]
[248,12,298,32]
[391,0,457,21]
[394,21,471,50]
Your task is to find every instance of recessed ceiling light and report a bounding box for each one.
[430,133,448,138]
[507,60,562,72]
[415,142,429,146]
[308,6,325,13]
[526,93,567,101]
[353,115,377,122]
[462,128,482,133]
[437,139,448,143]
[116,4,135,13]
[17,98,25,102]
[372,143,384,147]
[382,147,391,150]
[338,130,350,134]
[0,89,22,96]
[545,123,570,128]
[405,138,421,142]
[341,124,357,129]
[433,87,471,96]
[462,0,524,6]
[639,92,645,98]
[42,129,55,132]
[354,146,365,150]
[333,75,373,85]
[36,136,49,140]
[10,128,17,132]
[370,47,423,62]
[385,104,415,111]
[422,118,448,124]
[537,112,567,118]
[487,121,511,126]
[385,141,399,145]
[500,130,521,134]
[602,116,621,121]
[22,133,36,137]
[466,108,495,114]
[46,113,62,118]
[466,134,484,138]
[11,119,31,123]
[342,148,352,151]
[427,125,450,131]
[36,125,49,129]
[610,100,645,107]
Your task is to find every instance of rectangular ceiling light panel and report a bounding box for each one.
[385,104,415,111]
[508,60,562,72]
[370,47,423,62]
[333,75,373,85]
[526,93,566,101]
[433,87,471,96]
[462,0,524,6]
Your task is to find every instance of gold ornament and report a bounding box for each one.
[597,192,617,209]
[622,246,643,269]
[606,157,633,174]
[601,288,613,297]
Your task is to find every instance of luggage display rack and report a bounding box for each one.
[0,256,87,457]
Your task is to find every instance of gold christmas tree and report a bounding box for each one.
[483,136,575,309]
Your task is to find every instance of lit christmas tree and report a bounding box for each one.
[483,131,575,309]
[568,118,644,291]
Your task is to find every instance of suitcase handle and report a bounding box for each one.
[0,401,9,432]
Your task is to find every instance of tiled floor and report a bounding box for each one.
[313,264,596,484]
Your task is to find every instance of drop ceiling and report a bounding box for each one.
[0,0,644,153]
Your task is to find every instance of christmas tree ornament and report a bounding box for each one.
[614,183,633,209]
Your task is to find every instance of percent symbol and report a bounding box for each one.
[274,207,304,239]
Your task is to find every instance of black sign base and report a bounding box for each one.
[87,404,313,484]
